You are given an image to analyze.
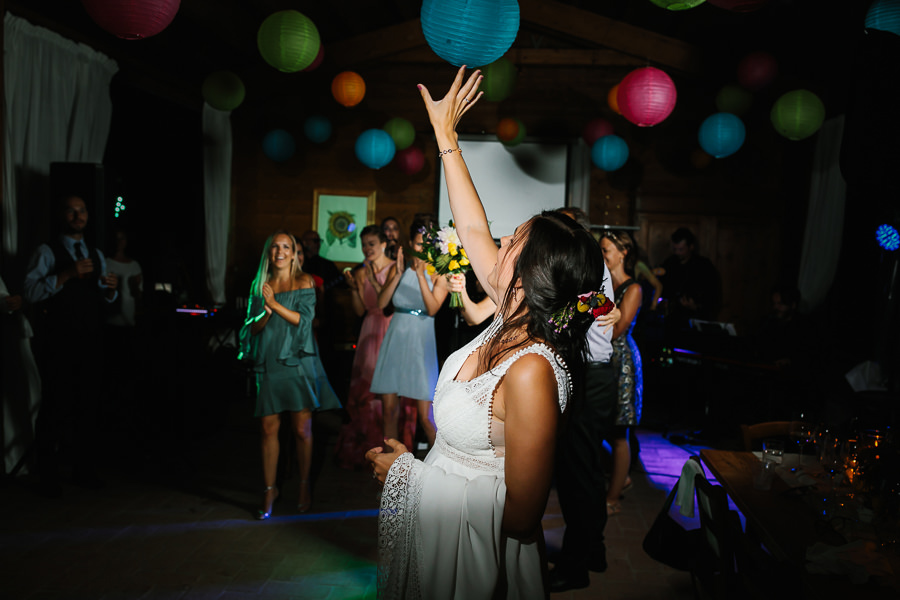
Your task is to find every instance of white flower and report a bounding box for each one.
[437,226,460,254]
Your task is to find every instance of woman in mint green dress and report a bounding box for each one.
[239,231,340,520]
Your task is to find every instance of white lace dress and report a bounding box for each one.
[378,317,571,600]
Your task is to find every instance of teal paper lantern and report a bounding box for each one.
[355,129,396,169]
[480,57,517,102]
[715,84,752,116]
[202,71,245,111]
[262,129,296,162]
[421,0,519,67]
[649,0,707,9]
[591,135,629,171]
[257,10,320,73]
[303,115,332,144]
[770,90,825,141]
[383,118,415,151]
[865,0,900,37]
[698,113,745,158]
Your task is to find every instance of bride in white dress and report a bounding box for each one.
[366,67,609,600]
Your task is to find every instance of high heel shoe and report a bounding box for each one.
[297,479,312,513]
[256,485,278,520]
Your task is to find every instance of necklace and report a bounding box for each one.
[498,328,526,345]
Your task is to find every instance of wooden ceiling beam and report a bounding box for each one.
[379,46,646,68]
[327,19,426,70]
[518,0,702,74]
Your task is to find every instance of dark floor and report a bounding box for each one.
[1,388,721,600]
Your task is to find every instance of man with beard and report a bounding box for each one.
[24,195,118,497]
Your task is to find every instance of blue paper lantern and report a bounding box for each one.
[591,135,629,171]
[303,115,332,144]
[876,224,900,251]
[262,129,296,162]
[865,0,900,37]
[421,0,519,67]
[355,129,396,169]
[698,113,745,158]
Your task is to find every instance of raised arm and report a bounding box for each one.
[612,284,642,340]
[635,261,662,310]
[419,67,500,304]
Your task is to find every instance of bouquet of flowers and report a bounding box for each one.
[410,221,471,308]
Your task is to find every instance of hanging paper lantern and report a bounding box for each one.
[698,113,746,158]
[650,0,707,10]
[302,44,325,72]
[607,84,622,115]
[201,71,245,111]
[332,71,366,107]
[480,57,517,102]
[262,129,296,162]
[355,129,396,170]
[303,115,332,144]
[257,10,320,73]
[383,118,416,151]
[865,0,900,37]
[770,90,825,141]
[617,67,677,127]
[707,0,770,11]
[582,118,614,146]
[591,135,629,171]
[396,146,426,175]
[496,118,525,146]
[421,0,519,67]
[715,84,752,116]
[737,51,778,91]
[81,0,180,39]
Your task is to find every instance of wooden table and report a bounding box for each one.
[700,449,900,597]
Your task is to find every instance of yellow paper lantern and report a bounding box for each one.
[608,84,622,115]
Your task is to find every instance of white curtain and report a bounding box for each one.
[202,103,232,306]
[797,115,847,311]
[2,13,118,257]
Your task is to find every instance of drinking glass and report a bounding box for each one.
[789,420,817,470]
[762,439,784,465]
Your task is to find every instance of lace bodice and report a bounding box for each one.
[432,317,571,473]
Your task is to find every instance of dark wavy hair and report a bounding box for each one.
[601,229,638,276]
[479,211,606,373]
[360,224,387,243]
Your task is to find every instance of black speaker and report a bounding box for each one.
[49,162,109,251]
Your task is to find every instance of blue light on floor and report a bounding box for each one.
[876,224,900,251]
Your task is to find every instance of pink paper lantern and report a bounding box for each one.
[617,67,677,127]
[81,0,180,40]
[582,118,614,145]
[396,147,425,175]
[737,51,778,91]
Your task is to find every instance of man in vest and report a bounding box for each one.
[24,195,118,497]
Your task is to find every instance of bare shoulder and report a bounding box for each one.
[505,351,558,395]
[295,273,316,289]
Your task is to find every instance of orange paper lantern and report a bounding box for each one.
[496,118,521,142]
[608,84,622,115]
[332,71,366,107]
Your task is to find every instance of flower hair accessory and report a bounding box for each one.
[548,290,615,333]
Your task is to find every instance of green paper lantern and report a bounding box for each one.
[649,0,707,10]
[715,84,752,116]
[480,57,517,102]
[383,117,415,151]
[257,10,320,73]
[770,90,825,141]
[202,71,245,111]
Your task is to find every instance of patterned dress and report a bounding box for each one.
[612,279,643,427]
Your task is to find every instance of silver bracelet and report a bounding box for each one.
[438,147,461,158]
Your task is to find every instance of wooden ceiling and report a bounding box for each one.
[7,0,869,112]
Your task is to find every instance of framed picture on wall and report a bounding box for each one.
[312,189,376,264]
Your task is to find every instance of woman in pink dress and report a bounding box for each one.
[335,225,395,469]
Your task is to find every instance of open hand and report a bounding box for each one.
[396,246,406,272]
[596,304,621,333]
[418,66,483,137]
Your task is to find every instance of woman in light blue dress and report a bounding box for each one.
[370,219,449,448]
[238,231,340,520]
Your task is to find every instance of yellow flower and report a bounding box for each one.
[460,248,468,258]
[459,257,470,266]
[448,260,460,271]
[576,301,589,312]
[448,242,458,255]
[426,264,436,275]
